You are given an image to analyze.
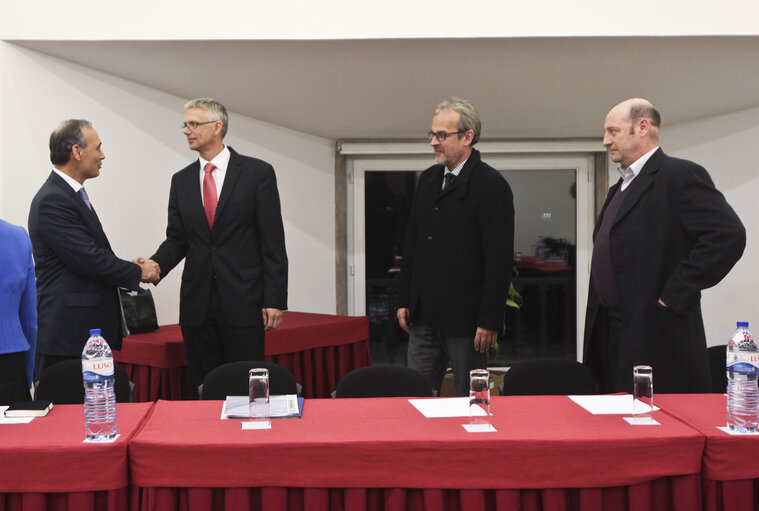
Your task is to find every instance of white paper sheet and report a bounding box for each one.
[0,406,34,424]
[221,395,299,419]
[462,423,497,432]
[569,394,660,415]
[242,420,272,430]
[409,397,488,418]
[623,416,660,425]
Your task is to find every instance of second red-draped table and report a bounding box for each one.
[128,395,704,511]
[113,311,371,400]
[657,393,759,511]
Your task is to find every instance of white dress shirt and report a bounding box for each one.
[199,145,231,202]
[52,167,84,193]
[442,156,469,190]
[618,146,659,191]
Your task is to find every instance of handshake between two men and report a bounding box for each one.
[133,257,161,284]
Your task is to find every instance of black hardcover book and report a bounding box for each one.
[4,400,53,417]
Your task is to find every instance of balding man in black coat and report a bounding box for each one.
[584,98,745,393]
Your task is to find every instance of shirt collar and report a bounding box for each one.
[199,145,231,173]
[52,167,84,192]
[617,146,659,181]
[445,156,469,176]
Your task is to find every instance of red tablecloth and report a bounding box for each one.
[658,393,759,511]
[0,402,154,511]
[129,396,703,511]
[114,311,371,400]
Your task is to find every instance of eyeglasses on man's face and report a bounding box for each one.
[427,129,468,142]
[181,120,217,130]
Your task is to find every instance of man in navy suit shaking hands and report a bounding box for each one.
[29,120,159,379]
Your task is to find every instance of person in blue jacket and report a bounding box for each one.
[0,219,37,404]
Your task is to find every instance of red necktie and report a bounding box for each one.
[203,163,218,228]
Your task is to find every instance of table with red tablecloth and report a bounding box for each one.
[0,402,153,511]
[114,311,371,400]
[128,396,704,511]
[657,393,759,511]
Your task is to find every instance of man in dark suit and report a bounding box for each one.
[149,98,288,395]
[397,98,514,397]
[584,98,745,394]
[28,120,159,380]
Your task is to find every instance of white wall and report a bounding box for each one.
[663,107,759,346]
[3,0,758,40]
[0,42,337,323]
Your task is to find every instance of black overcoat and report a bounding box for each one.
[583,149,745,393]
[398,149,514,336]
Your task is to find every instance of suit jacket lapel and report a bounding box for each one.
[49,172,109,246]
[181,160,211,235]
[612,148,664,227]
[214,148,241,224]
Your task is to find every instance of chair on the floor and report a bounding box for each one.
[335,364,433,398]
[36,359,132,404]
[201,360,298,400]
[707,345,727,394]
[500,358,597,396]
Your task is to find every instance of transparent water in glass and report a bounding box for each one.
[469,369,491,419]
[632,365,654,417]
[249,368,270,421]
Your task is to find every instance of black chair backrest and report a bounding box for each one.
[335,364,433,398]
[36,359,131,404]
[708,345,727,394]
[201,361,298,400]
[501,358,597,396]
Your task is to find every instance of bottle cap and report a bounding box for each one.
[89,328,102,335]
[737,322,749,328]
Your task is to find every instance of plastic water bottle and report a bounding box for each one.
[726,322,759,433]
[82,329,118,440]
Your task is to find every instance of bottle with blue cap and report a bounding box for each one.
[82,328,118,440]
[726,321,759,433]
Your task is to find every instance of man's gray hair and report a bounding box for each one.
[435,97,481,145]
[49,119,92,165]
[185,98,229,138]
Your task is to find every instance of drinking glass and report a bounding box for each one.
[632,365,654,417]
[249,368,270,420]
[469,369,491,419]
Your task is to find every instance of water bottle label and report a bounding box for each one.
[727,352,759,374]
[82,358,114,381]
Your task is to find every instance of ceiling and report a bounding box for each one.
[16,36,759,141]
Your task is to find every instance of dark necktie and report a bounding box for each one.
[78,188,92,210]
[443,172,455,190]
[203,163,218,227]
